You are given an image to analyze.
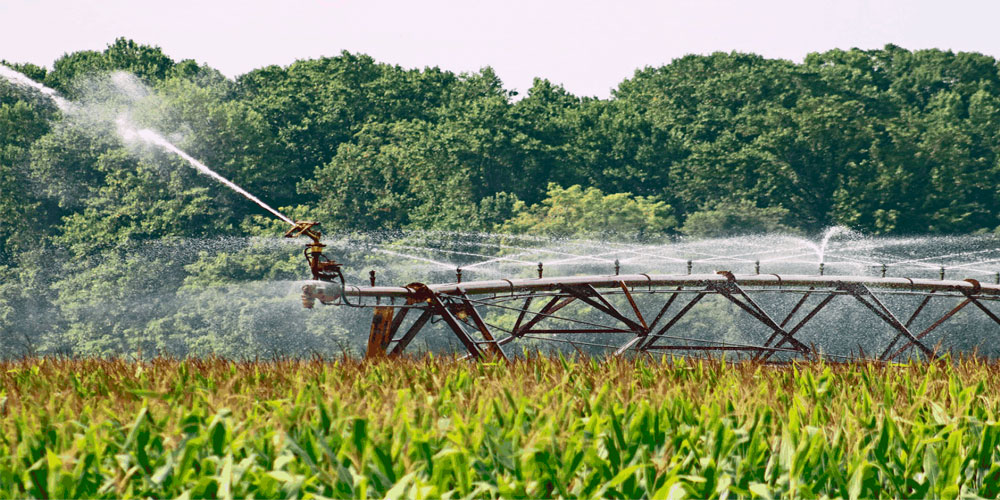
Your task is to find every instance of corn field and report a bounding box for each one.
[3,355,1000,498]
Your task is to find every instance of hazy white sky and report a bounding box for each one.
[2,0,998,98]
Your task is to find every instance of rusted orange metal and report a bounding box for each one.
[366,306,395,358]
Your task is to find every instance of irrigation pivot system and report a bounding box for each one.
[286,222,1000,362]
[4,63,999,362]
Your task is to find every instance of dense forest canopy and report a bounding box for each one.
[2,38,1000,357]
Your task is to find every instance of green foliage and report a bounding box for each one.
[3,357,1000,497]
[503,183,675,239]
[680,200,794,238]
[4,40,1000,356]
[45,38,174,95]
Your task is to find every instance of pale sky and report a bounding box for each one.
[2,0,998,98]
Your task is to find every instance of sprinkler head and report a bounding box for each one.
[285,220,344,283]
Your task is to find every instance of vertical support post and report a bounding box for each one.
[366,306,394,358]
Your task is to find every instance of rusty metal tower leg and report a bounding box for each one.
[886,287,1000,361]
[512,292,535,334]
[780,289,814,329]
[613,282,651,356]
[563,285,646,334]
[968,296,1000,326]
[366,306,395,359]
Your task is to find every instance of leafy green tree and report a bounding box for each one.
[0,99,51,263]
[502,183,675,239]
[679,200,794,238]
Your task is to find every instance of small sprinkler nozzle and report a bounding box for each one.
[286,220,344,283]
[456,267,463,283]
[369,270,376,287]
[537,262,544,279]
[614,259,620,276]
[687,260,693,275]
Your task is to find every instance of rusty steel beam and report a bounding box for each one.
[516,295,577,336]
[843,284,933,358]
[885,298,973,361]
[619,282,649,331]
[427,293,483,359]
[342,272,1000,361]
[511,293,535,334]
[389,309,433,357]
[641,291,707,351]
[878,292,937,360]
[781,288,814,328]
[563,285,646,334]
[968,296,1000,326]
[333,274,1000,300]
[366,306,395,358]
[710,278,810,353]
[759,293,837,362]
[458,290,508,361]
[648,286,683,331]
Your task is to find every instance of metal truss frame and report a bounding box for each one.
[303,272,1000,362]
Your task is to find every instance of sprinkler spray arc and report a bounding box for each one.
[5,65,1000,362]
[3,69,360,310]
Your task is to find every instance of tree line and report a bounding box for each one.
[2,39,999,357]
